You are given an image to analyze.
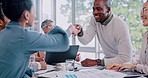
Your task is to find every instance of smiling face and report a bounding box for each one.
[93,0,110,23]
[141,2,148,26]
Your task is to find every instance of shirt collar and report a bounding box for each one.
[101,13,113,26]
[142,31,148,36]
[6,21,22,28]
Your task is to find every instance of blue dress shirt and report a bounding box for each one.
[0,21,69,78]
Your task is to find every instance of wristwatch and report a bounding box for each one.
[78,28,83,37]
[96,59,105,66]
[96,59,101,62]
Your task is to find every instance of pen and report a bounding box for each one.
[123,75,141,78]
[37,70,55,75]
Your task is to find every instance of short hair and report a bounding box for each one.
[105,0,111,7]
[2,0,32,21]
[95,0,111,7]
[41,19,53,29]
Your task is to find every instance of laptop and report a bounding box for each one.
[45,45,79,64]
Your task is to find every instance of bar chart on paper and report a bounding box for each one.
[56,69,127,78]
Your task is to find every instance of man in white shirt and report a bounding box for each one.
[70,0,132,66]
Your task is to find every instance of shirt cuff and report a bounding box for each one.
[29,62,41,71]
[135,64,145,73]
[66,29,71,37]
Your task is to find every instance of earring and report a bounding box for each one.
[26,20,28,23]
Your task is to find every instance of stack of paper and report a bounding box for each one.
[56,69,127,78]
[37,65,127,78]
[35,65,55,75]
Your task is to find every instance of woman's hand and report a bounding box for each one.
[40,61,47,70]
[75,53,80,62]
[35,57,44,62]
[106,64,136,71]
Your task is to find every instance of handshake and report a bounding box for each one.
[68,24,83,37]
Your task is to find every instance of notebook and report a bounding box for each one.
[45,45,79,64]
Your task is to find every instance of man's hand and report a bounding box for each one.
[81,58,97,67]
[68,24,82,36]
[74,24,83,37]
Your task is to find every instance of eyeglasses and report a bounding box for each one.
[141,8,148,14]
[42,25,54,29]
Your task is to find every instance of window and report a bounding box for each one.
[56,0,99,59]
[42,0,52,20]
[30,0,41,31]
[56,0,73,45]
[75,0,95,48]
[58,0,97,52]
[111,0,148,51]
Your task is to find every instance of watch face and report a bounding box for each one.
[96,59,101,63]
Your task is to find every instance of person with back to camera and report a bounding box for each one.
[0,1,48,72]
[0,0,69,78]
[69,0,133,67]
[0,2,37,77]
[106,0,148,74]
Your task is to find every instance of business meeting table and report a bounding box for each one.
[35,62,147,78]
